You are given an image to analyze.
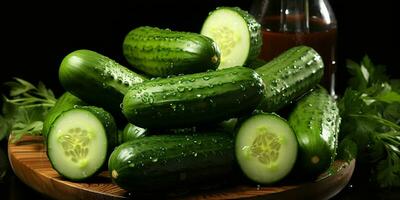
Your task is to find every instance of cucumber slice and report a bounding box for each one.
[47,107,116,181]
[201,7,262,69]
[235,113,298,184]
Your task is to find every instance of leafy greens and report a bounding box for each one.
[0,78,56,142]
[338,56,400,188]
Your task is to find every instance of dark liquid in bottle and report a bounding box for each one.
[259,16,337,93]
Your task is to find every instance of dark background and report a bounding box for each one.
[0,0,398,97]
[0,1,399,199]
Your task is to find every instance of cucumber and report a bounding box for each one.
[256,46,324,112]
[118,123,147,144]
[235,113,298,184]
[245,59,267,69]
[59,49,146,115]
[123,26,220,76]
[217,118,239,134]
[42,92,86,141]
[47,106,117,181]
[288,86,340,176]
[122,66,264,129]
[201,7,262,69]
[108,133,234,191]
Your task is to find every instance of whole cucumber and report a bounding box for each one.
[288,86,340,176]
[123,26,220,76]
[122,66,264,129]
[59,49,146,115]
[256,46,324,112]
[108,133,234,191]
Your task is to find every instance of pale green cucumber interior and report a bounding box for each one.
[48,109,107,180]
[235,114,298,184]
[201,9,250,69]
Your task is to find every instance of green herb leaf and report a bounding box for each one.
[347,59,368,90]
[337,136,358,162]
[0,115,10,141]
[0,78,56,142]
[347,55,389,91]
[339,56,400,188]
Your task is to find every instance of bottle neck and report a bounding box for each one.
[251,0,337,33]
[279,0,309,32]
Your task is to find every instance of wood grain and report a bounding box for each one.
[8,136,355,200]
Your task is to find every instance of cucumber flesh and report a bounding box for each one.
[235,113,297,184]
[43,92,86,141]
[201,7,261,69]
[47,109,108,180]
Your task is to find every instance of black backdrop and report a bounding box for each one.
[1,0,397,96]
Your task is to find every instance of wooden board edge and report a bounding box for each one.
[8,136,128,200]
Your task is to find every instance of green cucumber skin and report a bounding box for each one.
[217,7,262,64]
[245,59,267,69]
[256,46,324,112]
[47,106,118,181]
[122,66,265,129]
[59,49,146,115]
[123,26,221,76]
[42,92,86,141]
[288,86,340,176]
[118,123,147,144]
[108,133,234,191]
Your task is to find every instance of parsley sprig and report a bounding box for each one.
[0,78,56,142]
[338,56,400,188]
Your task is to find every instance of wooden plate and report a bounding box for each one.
[8,136,355,200]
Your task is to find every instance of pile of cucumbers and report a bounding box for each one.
[43,6,340,192]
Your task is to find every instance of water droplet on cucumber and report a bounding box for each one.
[203,76,210,80]
[240,84,246,91]
[177,86,185,92]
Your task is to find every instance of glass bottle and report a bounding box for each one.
[250,0,337,95]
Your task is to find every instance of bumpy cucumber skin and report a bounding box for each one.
[123,26,221,76]
[288,86,340,176]
[118,123,147,144]
[108,133,234,191]
[42,92,86,141]
[122,66,265,129]
[59,49,146,115]
[256,46,324,112]
[201,7,262,67]
[47,106,118,181]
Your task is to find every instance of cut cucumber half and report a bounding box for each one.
[201,7,262,69]
[47,106,117,181]
[235,113,298,184]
